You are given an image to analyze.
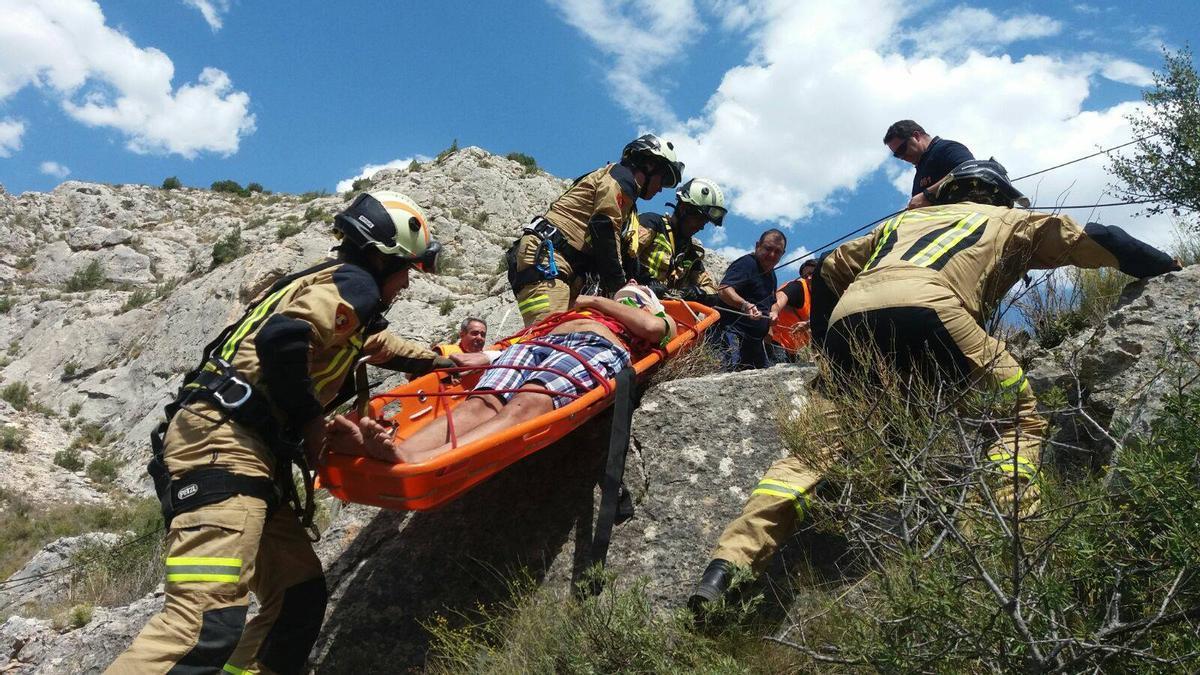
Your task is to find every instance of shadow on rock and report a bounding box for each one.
[312,414,612,672]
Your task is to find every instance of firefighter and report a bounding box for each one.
[109,191,454,674]
[507,134,682,326]
[688,159,1183,610]
[622,177,726,305]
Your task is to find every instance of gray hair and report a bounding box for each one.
[459,317,487,333]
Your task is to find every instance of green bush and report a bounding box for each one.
[407,159,421,172]
[160,176,182,190]
[351,177,373,192]
[298,190,328,201]
[438,297,455,316]
[276,221,305,241]
[67,402,82,417]
[303,205,331,224]
[54,447,85,471]
[86,453,120,484]
[16,254,35,271]
[70,422,114,450]
[66,604,93,629]
[211,179,249,197]
[1,381,31,409]
[62,360,79,379]
[0,296,12,314]
[247,182,265,194]
[63,260,106,292]
[436,139,459,163]
[1,426,27,453]
[506,152,539,175]
[210,227,245,269]
[120,288,154,312]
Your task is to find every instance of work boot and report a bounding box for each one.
[687,558,734,613]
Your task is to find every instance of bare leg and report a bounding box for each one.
[393,394,504,462]
[417,388,557,460]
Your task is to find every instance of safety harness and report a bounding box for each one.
[505,216,588,292]
[148,259,347,536]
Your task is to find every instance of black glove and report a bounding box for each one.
[680,285,718,306]
[646,281,669,297]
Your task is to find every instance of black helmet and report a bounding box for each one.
[622,134,683,188]
[931,159,1030,208]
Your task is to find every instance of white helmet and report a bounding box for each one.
[675,178,727,226]
[614,283,665,316]
[333,190,441,273]
[622,134,683,188]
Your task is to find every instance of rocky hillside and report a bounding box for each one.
[0,149,1194,672]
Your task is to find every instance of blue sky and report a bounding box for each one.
[1,1,1196,283]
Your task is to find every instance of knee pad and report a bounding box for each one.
[256,576,329,675]
[173,605,248,673]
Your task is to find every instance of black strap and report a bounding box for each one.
[583,366,638,597]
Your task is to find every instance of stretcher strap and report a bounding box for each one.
[582,366,638,598]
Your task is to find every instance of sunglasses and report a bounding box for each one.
[891,138,910,159]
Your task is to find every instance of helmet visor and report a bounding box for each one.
[409,240,442,274]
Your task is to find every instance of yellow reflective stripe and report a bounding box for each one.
[220,285,293,361]
[167,573,241,583]
[166,556,242,567]
[627,211,641,254]
[518,295,550,314]
[987,452,1040,480]
[223,664,250,675]
[863,213,904,271]
[314,343,358,393]
[648,232,672,278]
[999,368,1030,392]
[909,212,986,267]
[752,478,809,518]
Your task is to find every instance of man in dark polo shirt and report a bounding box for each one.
[883,119,974,209]
[711,229,786,370]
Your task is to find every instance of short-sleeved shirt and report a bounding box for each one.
[781,279,808,311]
[717,253,776,337]
[912,137,974,195]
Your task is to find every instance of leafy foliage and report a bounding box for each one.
[63,260,106,292]
[506,152,539,175]
[436,138,459,163]
[1108,46,1200,230]
[210,226,245,269]
[160,176,182,190]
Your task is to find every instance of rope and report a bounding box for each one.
[0,527,164,594]
[1010,132,1160,182]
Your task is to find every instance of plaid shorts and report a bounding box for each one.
[474,331,632,409]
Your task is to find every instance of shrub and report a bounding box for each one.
[471,211,490,227]
[298,190,328,201]
[351,177,373,192]
[0,296,12,314]
[1171,220,1200,266]
[303,205,331,224]
[276,220,305,241]
[210,227,245,269]
[1,425,27,453]
[506,152,539,175]
[16,254,35,271]
[120,288,154,312]
[66,604,93,629]
[407,159,422,172]
[54,447,85,472]
[62,360,79,379]
[1,381,31,409]
[436,139,459,163]
[449,207,469,221]
[63,260,106,292]
[67,401,82,417]
[160,176,182,190]
[211,179,249,197]
[438,297,455,316]
[70,422,114,450]
[86,453,120,484]
[247,182,265,194]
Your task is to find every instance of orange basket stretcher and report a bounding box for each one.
[317,300,719,511]
[769,279,811,355]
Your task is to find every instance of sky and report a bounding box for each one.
[1,0,1197,283]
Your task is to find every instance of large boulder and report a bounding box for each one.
[1027,264,1200,469]
[0,533,126,613]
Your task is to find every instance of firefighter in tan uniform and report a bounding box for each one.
[507,134,683,326]
[689,160,1183,610]
[110,191,455,674]
[623,177,725,305]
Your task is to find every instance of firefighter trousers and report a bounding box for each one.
[511,233,583,326]
[712,300,1045,572]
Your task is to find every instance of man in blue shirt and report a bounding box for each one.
[711,229,786,370]
[883,120,974,209]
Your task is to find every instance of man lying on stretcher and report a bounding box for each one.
[328,284,677,464]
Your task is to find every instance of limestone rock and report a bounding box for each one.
[0,533,126,613]
[1027,265,1200,468]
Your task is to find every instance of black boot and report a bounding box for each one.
[688,558,734,612]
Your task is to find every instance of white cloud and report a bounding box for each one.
[1100,59,1154,86]
[39,161,70,178]
[548,0,699,126]
[0,118,24,157]
[556,0,1173,247]
[0,0,255,158]
[335,156,432,193]
[912,6,1063,56]
[182,0,231,31]
[711,245,751,262]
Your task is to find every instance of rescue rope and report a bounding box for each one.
[0,528,165,596]
[1010,132,1160,182]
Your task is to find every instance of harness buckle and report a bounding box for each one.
[523,217,558,241]
[212,375,253,409]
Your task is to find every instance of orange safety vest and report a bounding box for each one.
[433,343,464,357]
[771,278,811,352]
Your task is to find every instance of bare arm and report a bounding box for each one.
[575,295,677,344]
[717,286,761,319]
